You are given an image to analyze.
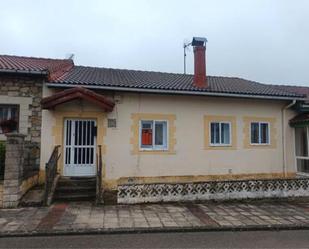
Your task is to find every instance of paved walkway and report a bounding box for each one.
[1,200,309,236]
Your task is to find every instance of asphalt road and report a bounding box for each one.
[1,230,309,248]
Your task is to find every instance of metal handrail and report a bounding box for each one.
[43,145,61,205]
[96,145,103,204]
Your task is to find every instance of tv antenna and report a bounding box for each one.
[183,41,191,75]
[66,53,75,60]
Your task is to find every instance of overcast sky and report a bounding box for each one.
[1,0,308,86]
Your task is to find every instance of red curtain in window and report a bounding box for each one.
[142,129,153,145]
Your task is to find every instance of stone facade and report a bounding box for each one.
[3,133,26,208]
[0,181,3,207]
[0,75,43,172]
[118,177,309,204]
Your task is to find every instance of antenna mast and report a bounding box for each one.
[183,42,191,74]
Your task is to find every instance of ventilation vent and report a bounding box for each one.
[108,118,117,128]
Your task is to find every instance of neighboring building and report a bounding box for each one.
[0,37,309,206]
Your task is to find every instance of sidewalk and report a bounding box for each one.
[1,199,309,237]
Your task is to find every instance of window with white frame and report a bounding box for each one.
[250,122,269,144]
[295,126,309,174]
[140,120,168,150]
[0,105,19,133]
[210,122,231,146]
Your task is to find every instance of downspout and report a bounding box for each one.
[282,99,296,177]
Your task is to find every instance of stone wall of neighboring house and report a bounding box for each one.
[0,181,3,207]
[0,75,43,174]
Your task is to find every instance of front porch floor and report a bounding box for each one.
[1,199,309,236]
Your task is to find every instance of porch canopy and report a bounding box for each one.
[290,113,309,127]
[41,87,115,112]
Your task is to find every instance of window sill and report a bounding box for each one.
[136,149,175,155]
[205,145,236,150]
[209,144,232,147]
[296,172,309,178]
[249,143,270,146]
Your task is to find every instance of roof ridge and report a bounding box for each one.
[0,54,70,62]
[269,83,309,89]
[73,65,253,80]
[73,65,193,76]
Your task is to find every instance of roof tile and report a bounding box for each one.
[0,54,305,99]
[0,55,74,80]
[51,66,304,98]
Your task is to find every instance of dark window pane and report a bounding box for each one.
[73,121,78,145]
[82,121,87,145]
[251,123,259,144]
[78,148,82,164]
[297,159,309,173]
[87,121,90,145]
[86,148,89,164]
[211,123,220,144]
[90,148,94,164]
[221,123,230,144]
[91,122,95,145]
[74,148,77,164]
[65,148,69,164]
[260,123,269,144]
[142,122,152,129]
[295,127,308,157]
[0,105,19,133]
[66,121,70,145]
[155,122,163,145]
[68,147,71,164]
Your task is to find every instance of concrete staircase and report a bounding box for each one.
[54,177,96,202]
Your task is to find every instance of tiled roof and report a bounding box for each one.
[49,66,304,99]
[270,85,309,102]
[0,54,305,99]
[0,55,74,80]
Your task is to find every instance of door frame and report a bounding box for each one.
[63,118,97,177]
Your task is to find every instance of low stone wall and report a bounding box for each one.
[118,177,309,204]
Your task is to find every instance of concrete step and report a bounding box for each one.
[55,185,96,193]
[54,192,96,202]
[54,176,97,202]
[57,177,96,188]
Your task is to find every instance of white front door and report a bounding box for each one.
[64,119,97,176]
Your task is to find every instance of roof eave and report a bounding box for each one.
[0,68,48,76]
[45,83,305,101]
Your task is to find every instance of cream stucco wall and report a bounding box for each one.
[40,87,298,189]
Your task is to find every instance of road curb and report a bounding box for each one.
[1,224,309,238]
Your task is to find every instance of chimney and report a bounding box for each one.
[192,37,208,88]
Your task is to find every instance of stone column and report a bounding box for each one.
[2,133,26,208]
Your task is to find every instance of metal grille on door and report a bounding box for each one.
[64,119,96,176]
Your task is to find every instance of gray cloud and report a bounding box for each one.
[0,0,308,86]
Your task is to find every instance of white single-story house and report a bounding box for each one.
[0,37,309,206]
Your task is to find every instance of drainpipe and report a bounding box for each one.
[282,100,296,177]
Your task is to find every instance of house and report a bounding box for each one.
[0,37,309,207]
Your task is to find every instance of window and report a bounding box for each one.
[295,126,309,174]
[250,122,269,144]
[140,120,168,150]
[210,122,231,146]
[0,105,19,133]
